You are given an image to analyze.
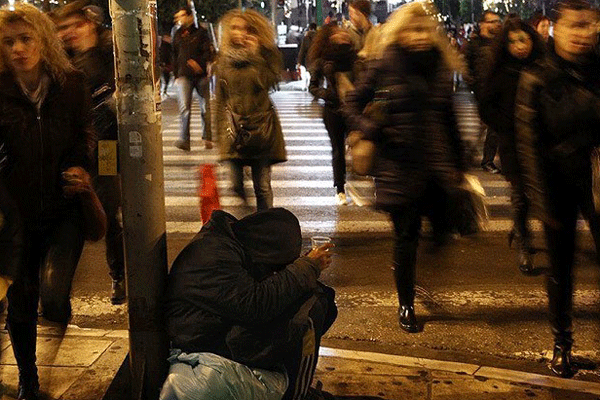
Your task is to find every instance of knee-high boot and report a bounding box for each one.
[547,277,575,378]
[393,238,418,333]
[7,321,39,399]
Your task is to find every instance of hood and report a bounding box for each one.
[231,208,302,266]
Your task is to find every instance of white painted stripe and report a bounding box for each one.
[164,219,590,234]
[318,347,600,396]
[163,154,333,162]
[161,135,330,141]
[164,180,373,189]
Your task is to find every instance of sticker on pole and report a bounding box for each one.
[129,131,143,158]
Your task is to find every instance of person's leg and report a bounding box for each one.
[481,126,500,172]
[230,159,247,203]
[506,174,533,274]
[38,215,85,325]
[251,159,273,211]
[389,204,422,333]
[544,184,577,377]
[197,77,212,144]
[175,76,193,150]
[322,107,347,200]
[162,70,171,94]
[93,175,125,304]
[6,230,43,399]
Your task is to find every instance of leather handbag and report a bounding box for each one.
[347,131,375,176]
[225,106,275,154]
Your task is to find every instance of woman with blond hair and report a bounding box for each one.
[345,1,467,333]
[0,4,103,399]
[215,9,286,211]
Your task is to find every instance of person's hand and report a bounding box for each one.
[307,243,334,271]
[187,59,203,74]
[62,166,93,198]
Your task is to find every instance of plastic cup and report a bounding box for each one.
[311,236,332,250]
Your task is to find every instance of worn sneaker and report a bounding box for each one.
[335,192,347,206]
[174,139,191,151]
[204,140,214,150]
[111,279,126,305]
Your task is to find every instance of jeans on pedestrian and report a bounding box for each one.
[230,159,273,211]
[176,76,211,143]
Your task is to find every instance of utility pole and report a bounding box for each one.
[271,0,276,27]
[109,0,169,399]
[316,0,322,25]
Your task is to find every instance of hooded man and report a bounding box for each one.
[161,208,337,400]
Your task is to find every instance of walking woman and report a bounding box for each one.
[345,1,466,333]
[479,18,545,275]
[215,9,286,211]
[0,4,104,399]
[308,23,358,205]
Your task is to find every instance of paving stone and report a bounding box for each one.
[0,337,113,368]
[0,365,84,399]
[314,372,428,400]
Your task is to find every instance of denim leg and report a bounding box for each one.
[195,78,211,142]
[39,216,85,324]
[176,77,193,142]
[251,160,273,211]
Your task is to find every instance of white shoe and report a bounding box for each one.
[335,192,347,206]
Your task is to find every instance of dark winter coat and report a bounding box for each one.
[516,51,600,224]
[0,176,23,279]
[344,45,466,208]
[172,24,213,79]
[479,58,529,176]
[297,29,316,67]
[0,71,94,230]
[464,35,494,101]
[309,44,358,110]
[215,47,287,164]
[165,209,322,359]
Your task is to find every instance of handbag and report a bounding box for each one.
[225,106,275,154]
[347,131,375,176]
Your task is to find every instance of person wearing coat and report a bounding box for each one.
[161,208,336,400]
[0,5,105,399]
[215,9,286,212]
[515,0,600,379]
[344,2,466,334]
[308,23,358,205]
[479,18,546,275]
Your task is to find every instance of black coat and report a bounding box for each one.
[165,209,322,357]
[172,25,213,79]
[516,51,600,223]
[0,71,94,230]
[480,58,529,176]
[0,176,23,279]
[344,45,466,209]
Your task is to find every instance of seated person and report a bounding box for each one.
[160,208,337,400]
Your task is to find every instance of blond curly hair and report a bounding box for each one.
[0,3,73,83]
[218,9,277,55]
[375,1,464,72]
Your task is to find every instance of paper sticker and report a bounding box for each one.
[98,140,118,176]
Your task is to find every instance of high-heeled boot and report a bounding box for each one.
[508,230,534,275]
[7,321,39,400]
[393,239,419,333]
[550,342,575,378]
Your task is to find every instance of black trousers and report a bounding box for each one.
[506,173,531,247]
[544,174,600,346]
[93,175,125,280]
[481,125,499,166]
[322,106,347,193]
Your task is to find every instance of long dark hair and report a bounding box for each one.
[484,17,545,87]
[306,22,339,68]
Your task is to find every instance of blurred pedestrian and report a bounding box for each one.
[465,10,502,174]
[479,18,546,275]
[345,1,466,333]
[215,9,286,212]
[0,4,106,399]
[159,33,173,97]
[346,0,373,52]
[172,6,215,151]
[515,0,600,378]
[308,23,358,205]
[54,0,126,305]
[530,12,553,46]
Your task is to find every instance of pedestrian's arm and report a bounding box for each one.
[343,61,379,141]
[308,60,336,103]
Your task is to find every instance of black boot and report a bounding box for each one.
[518,246,534,275]
[550,342,575,378]
[398,305,418,333]
[7,322,39,400]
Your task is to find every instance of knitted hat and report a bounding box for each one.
[350,0,371,18]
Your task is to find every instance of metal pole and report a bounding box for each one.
[271,0,277,28]
[316,0,322,25]
[471,0,474,23]
[108,0,169,399]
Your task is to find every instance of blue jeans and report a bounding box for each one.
[176,76,211,142]
[230,159,273,211]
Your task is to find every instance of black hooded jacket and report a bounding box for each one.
[165,209,322,357]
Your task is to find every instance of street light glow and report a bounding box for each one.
[8,0,15,10]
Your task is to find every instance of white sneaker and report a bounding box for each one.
[335,192,347,206]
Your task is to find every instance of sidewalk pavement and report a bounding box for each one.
[1,327,600,399]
